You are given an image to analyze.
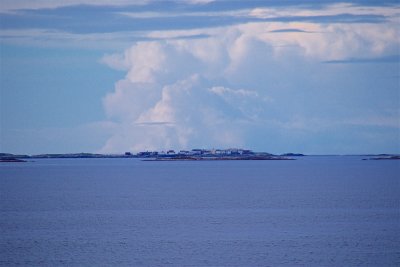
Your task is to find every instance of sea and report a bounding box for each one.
[0,156,399,266]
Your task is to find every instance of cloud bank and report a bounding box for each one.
[100,15,399,153]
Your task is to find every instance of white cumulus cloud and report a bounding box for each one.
[99,8,400,153]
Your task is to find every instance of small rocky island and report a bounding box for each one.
[362,155,400,160]
[0,157,27,163]
[0,153,29,162]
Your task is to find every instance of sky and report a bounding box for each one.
[0,0,399,155]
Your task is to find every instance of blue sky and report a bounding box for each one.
[1,0,399,154]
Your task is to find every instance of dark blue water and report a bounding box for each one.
[1,157,399,266]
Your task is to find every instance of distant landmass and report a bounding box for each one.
[0,149,301,162]
[2,151,399,162]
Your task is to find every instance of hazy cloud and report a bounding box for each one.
[323,55,400,64]
[269,29,311,33]
[0,0,149,12]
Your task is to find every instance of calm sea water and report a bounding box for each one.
[1,156,399,266]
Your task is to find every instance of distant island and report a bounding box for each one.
[0,149,302,162]
[136,148,297,161]
[2,150,399,162]
[362,155,400,160]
